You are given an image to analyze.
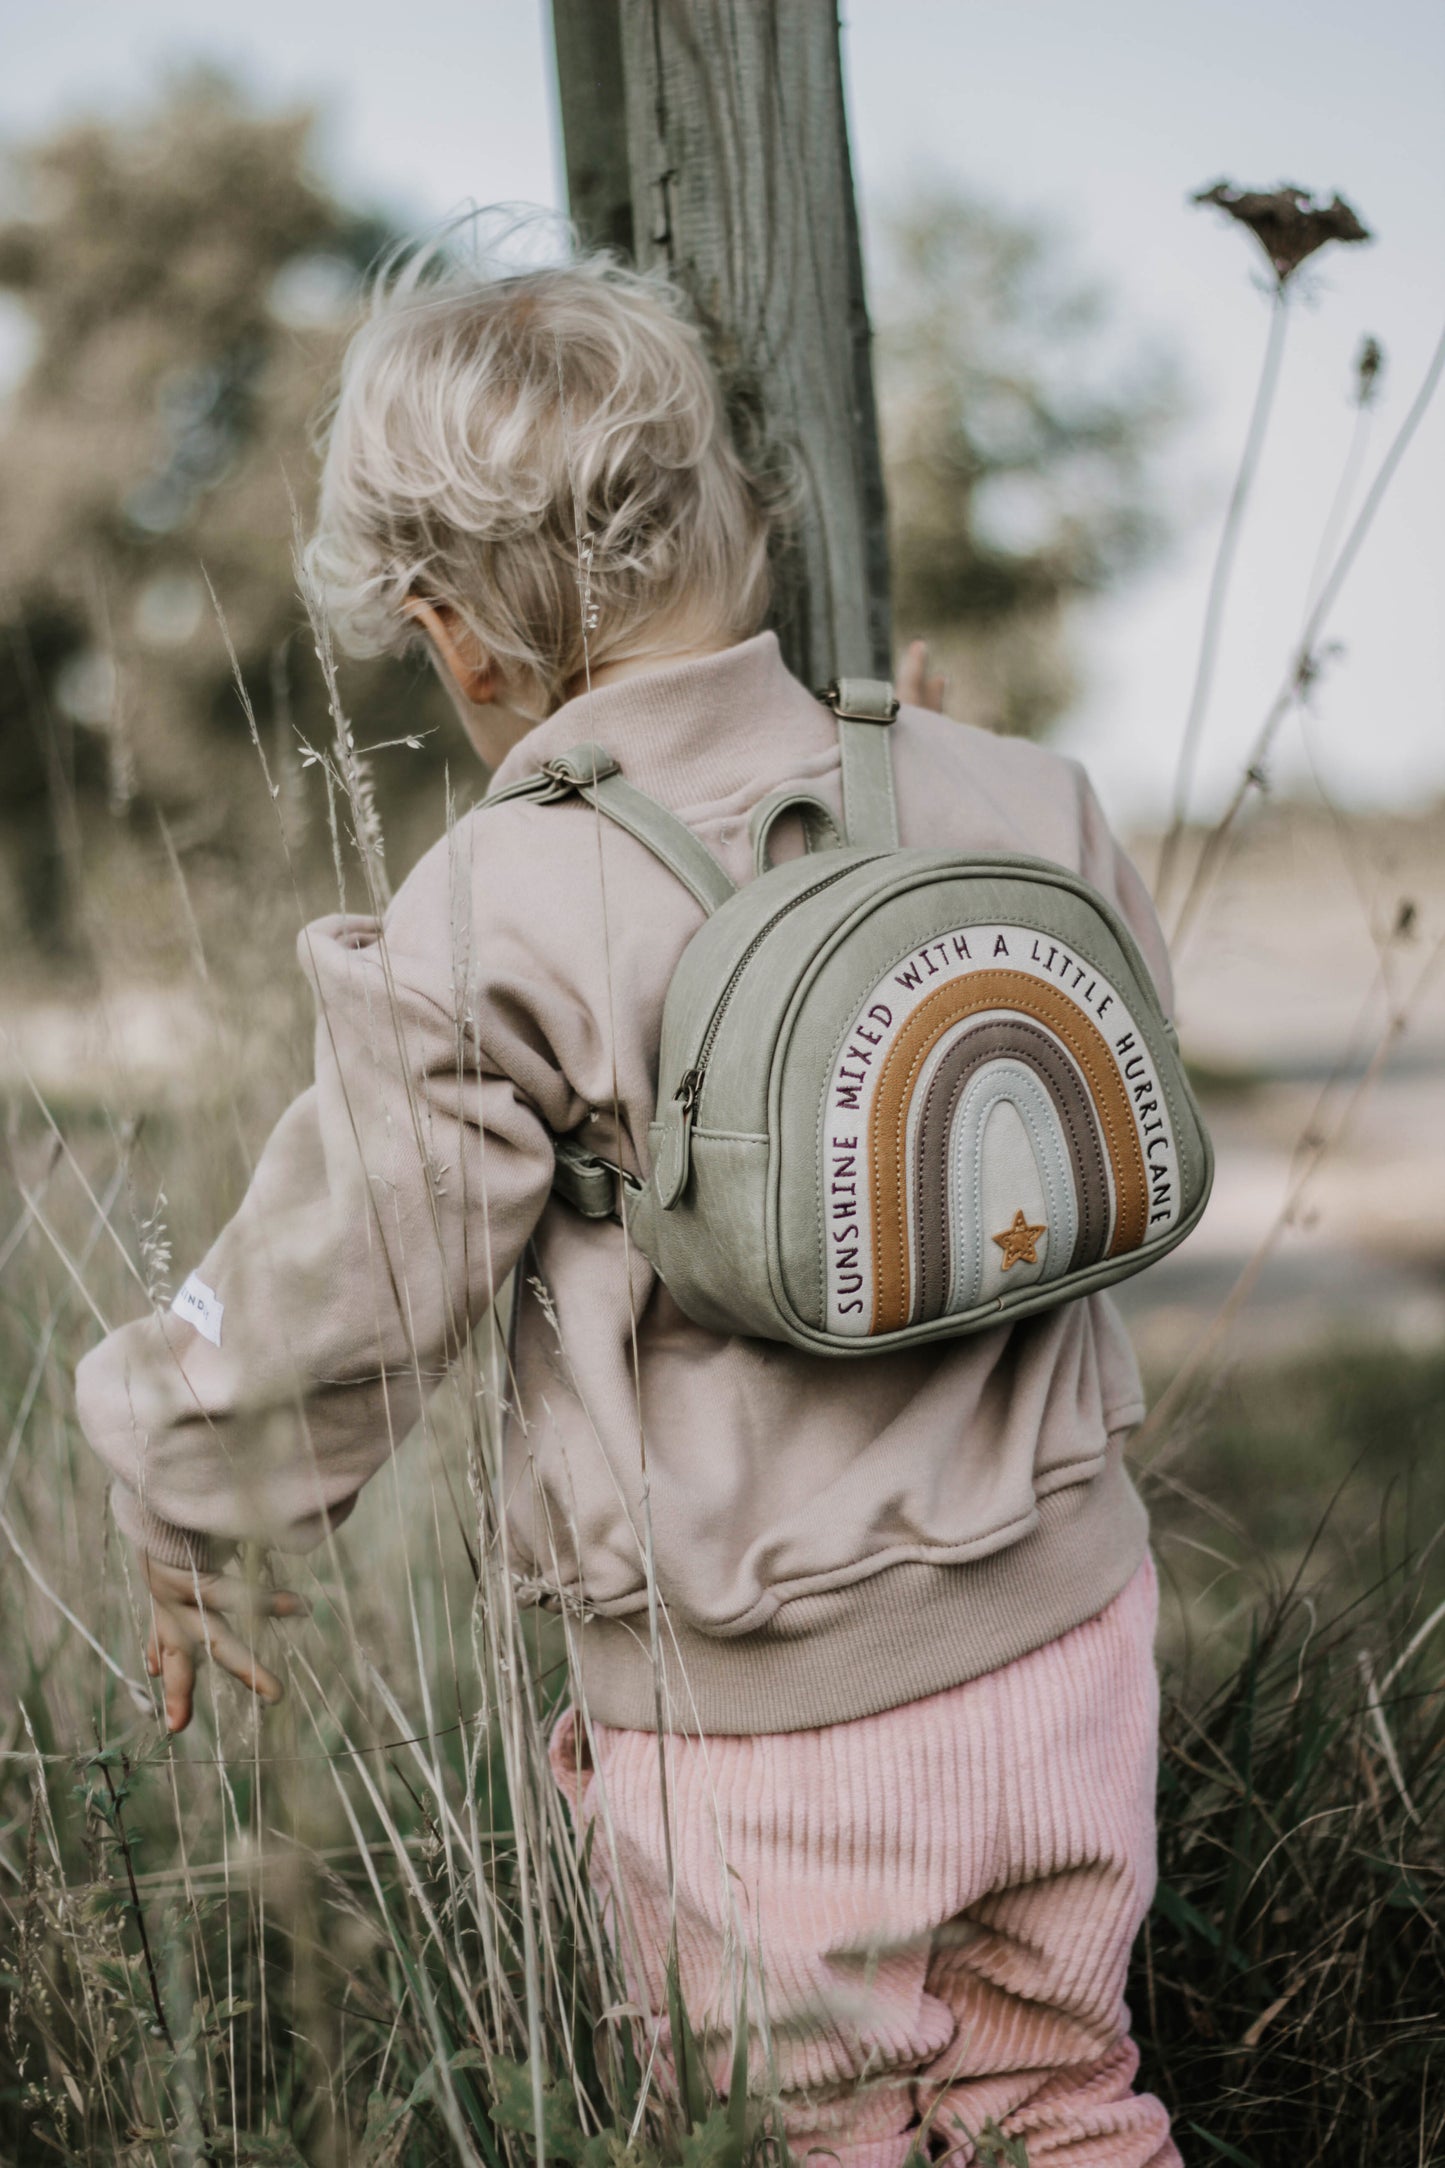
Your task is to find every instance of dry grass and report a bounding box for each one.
[2,554,1443,2162]
[1128,1246,1445,2158]
[1,814,1440,2168]
[0,768,793,2165]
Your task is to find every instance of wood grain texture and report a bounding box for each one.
[603,0,893,684]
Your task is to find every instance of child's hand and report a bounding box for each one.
[897,638,948,714]
[136,1548,308,1734]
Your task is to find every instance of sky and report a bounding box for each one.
[3,0,1442,827]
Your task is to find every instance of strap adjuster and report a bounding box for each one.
[551,1131,641,1222]
[819,678,899,724]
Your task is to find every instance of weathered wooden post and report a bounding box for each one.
[549,0,892,685]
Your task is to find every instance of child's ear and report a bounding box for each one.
[403,599,497,705]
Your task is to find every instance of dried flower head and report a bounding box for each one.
[1192,181,1372,286]
[1354,334,1385,409]
[135,1189,172,1308]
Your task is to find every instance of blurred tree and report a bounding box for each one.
[0,83,1178,958]
[0,73,447,951]
[875,188,1176,738]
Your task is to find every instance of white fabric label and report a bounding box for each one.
[171,1272,224,1347]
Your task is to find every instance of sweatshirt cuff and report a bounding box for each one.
[110,1484,230,1577]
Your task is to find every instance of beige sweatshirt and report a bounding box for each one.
[77,633,1172,1733]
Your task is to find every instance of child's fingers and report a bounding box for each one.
[188,1572,309,1621]
[142,1557,308,1620]
[159,1641,195,1734]
[145,1589,287,1726]
[897,638,929,706]
[896,640,948,714]
[147,1597,198,1730]
[192,1617,284,1707]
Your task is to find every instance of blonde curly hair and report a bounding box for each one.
[306,243,782,715]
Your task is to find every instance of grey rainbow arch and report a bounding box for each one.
[909,1018,1111,1325]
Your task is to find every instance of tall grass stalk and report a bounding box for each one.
[1168,312,1445,954]
[1155,286,1290,912]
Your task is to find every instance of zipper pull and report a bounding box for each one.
[654,1067,700,1211]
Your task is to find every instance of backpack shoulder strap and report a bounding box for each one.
[482,741,734,1225]
[483,742,737,917]
[820,679,900,850]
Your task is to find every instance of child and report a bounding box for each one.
[78,252,1180,2166]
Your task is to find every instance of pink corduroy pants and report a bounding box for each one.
[550,1558,1177,2167]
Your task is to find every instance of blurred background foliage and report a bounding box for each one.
[877,187,1176,738]
[0,73,449,958]
[0,76,1176,963]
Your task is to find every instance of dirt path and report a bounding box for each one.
[1119,802,1445,1368]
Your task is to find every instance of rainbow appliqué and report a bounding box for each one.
[822,923,1181,1336]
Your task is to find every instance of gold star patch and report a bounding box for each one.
[992,1209,1047,1271]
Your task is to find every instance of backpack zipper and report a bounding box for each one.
[680,858,871,1108]
[658,857,872,1207]
[653,847,1194,1222]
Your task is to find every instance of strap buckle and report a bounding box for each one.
[819,678,899,724]
[551,1132,641,1222]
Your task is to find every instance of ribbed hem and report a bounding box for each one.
[109,1484,226,1576]
[576,1459,1149,1734]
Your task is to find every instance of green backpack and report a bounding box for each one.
[487,681,1212,1355]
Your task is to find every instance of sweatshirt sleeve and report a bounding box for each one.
[76,864,579,1572]
[1070,763,1175,1020]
